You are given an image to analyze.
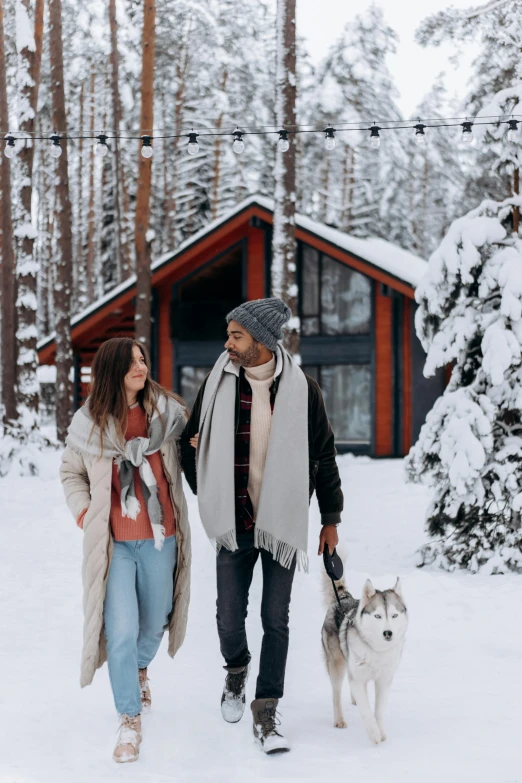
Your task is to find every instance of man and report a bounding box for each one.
[180,297,343,754]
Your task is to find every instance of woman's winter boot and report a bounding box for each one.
[113,714,142,763]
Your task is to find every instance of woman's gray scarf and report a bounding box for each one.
[197,345,310,571]
[66,394,186,551]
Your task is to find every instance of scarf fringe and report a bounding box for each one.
[152,523,166,551]
[213,529,238,554]
[255,528,309,572]
[121,495,141,520]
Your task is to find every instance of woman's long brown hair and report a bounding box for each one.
[88,337,187,450]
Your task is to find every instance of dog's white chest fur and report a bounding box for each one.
[345,629,403,684]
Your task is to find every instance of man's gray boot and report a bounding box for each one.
[221,664,250,723]
[251,698,290,754]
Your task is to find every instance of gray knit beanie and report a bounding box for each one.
[226,298,292,351]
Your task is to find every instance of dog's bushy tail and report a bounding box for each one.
[321,546,348,609]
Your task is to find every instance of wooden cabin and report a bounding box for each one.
[37,195,444,456]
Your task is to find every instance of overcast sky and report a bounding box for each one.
[294,0,479,117]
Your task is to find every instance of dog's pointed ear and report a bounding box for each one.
[393,577,403,600]
[361,579,376,608]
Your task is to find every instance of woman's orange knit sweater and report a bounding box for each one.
[76,404,176,539]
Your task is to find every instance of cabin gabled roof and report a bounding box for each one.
[37,194,427,356]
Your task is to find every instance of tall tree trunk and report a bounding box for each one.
[0,0,17,425]
[86,67,96,303]
[211,69,228,220]
[514,168,520,235]
[341,145,355,231]
[166,45,188,249]
[37,156,50,336]
[49,0,74,441]
[272,0,298,355]
[109,0,130,281]
[134,0,156,349]
[15,0,44,428]
[75,79,86,310]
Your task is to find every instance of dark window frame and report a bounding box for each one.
[302,363,373,451]
[298,241,372,338]
[299,240,376,455]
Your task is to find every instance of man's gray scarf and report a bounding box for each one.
[66,394,186,551]
[197,345,310,571]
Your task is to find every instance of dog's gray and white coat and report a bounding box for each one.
[321,568,408,744]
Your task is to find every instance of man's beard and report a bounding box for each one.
[229,341,262,368]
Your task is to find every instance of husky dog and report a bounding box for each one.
[321,570,408,744]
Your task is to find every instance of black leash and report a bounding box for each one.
[322,545,344,609]
[330,577,343,609]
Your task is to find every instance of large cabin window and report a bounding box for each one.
[303,364,371,445]
[301,246,371,336]
[171,244,243,341]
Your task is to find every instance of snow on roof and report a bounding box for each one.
[38,195,426,351]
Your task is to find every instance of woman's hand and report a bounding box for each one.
[77,508,88,529]
[190,433,199,449]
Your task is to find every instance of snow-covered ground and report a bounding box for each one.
[1,453,520,783]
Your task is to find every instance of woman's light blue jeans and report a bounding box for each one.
[103,536,177,717]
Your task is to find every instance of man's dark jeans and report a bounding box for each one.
[216,530,296,700]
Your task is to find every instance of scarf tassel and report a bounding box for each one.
[254,528,309,573]
[213,529,239,554]
[121,494,141,520]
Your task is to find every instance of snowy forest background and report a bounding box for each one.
[1,0,518,329]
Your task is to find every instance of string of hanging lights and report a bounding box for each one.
[2,115,521,160]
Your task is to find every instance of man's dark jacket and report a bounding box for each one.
[179,370,344,526]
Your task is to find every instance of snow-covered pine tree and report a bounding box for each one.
[301,5,411,246]
[417,0,518,208]
[408,78,465,259]
[409,0,522,574]
[406,195,522,574]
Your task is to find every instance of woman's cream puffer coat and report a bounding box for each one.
[60,438,191,687]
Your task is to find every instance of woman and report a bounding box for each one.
[60,337,191,763]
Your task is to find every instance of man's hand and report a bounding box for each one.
[318,524,339,555]
[190,433,199,449]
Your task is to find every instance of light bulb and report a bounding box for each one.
[187,132,199,155]
[324,127,336,151]
[507,120,519,143]
[232,132,245,154]
[278,130,290,152]
[95,140,109,157]
[461,122,473,145]
[369,125,381,149]
[50,135,62,158]
[141,136,153,158]
[4,136,16,158]
[325,136,336,151]
[415,124,426,146]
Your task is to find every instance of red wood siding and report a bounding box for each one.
[247,226,266,299]
[402,296,413,455]
[157,286,172,388]
[374,286,393,456]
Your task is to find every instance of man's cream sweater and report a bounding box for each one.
[245,355,276,519]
